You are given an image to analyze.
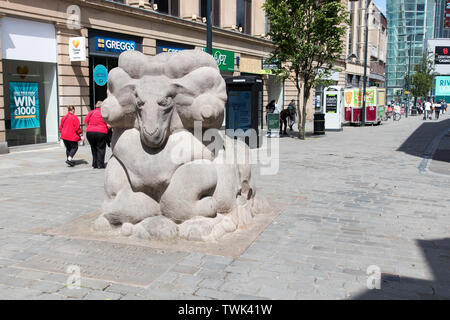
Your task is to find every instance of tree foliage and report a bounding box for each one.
[409,51,436,101]
[264,0,349,139]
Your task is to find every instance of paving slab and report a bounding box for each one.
[0,117,449,299]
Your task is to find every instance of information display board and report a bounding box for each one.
[225,76,263,148]
[325,94,338,113]
[227,91,252,132]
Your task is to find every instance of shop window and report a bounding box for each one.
[200,0,220,27]
[3,59,58,146]
[236,0,252,35]
[150,0,179,16]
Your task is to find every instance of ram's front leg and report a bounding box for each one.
[95,156,160,230]
[159,160,218,224]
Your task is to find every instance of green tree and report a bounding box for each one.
[263,0,349,139]
[408,51,436,106]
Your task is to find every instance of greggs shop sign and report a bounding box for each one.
[95,37,135,53]
[88,30,142,57]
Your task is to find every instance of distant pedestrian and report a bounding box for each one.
[440,100,446,115]
[424,100,432,120]
[287,99,297,130]
[433,101,441,120]
[265,100,276,135]
[279,109,290,135]
[59,105,83,167]
[265,100,276,120]
[85,101,109,169]
[273,101,281,114]
[417,101,423,115]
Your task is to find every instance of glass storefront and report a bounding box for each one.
[1,17,58,147]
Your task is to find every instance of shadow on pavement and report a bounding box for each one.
[354,238,450,300]
[71,159,89,166]
[397,118,450,160]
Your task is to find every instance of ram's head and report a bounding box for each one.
[101,49,227,149]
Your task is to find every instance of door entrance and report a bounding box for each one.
[89,56,118,109]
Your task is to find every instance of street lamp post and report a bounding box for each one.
[206,0,212,55]
[350,0,371,126]
[406,36,412,118]
[361,0,370,126]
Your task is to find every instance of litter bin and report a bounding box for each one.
[314,113,325,135]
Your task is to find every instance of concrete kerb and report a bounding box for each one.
[0,142,9,155]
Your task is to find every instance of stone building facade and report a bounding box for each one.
[0,0,305,152]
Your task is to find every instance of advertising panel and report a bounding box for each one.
[9,82,40,129]
[325,94,338,113]
[445,0,450,29]
[435,76,450,96]
[435,46,450,64]
[344,90,354,108]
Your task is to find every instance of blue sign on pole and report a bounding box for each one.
[93,64,108,86]
[10,82,40,130]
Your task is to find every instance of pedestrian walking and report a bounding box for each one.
[59,105,83,167]
[440,100,446,115]
[85,101,109,169]
[287,99,297,130]
[424,100,432,120]
[265,100,276,136]
[279,108,290,135]
[434,101,441,120]
[418,101,423,115]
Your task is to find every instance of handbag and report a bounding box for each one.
[106,128,112,147]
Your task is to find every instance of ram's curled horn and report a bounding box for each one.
[171,66,226,129]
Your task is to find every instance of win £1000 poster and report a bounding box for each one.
[10,82,40,129]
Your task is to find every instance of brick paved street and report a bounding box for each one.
[0,115,449,300]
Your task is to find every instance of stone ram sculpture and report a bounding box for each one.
[94,49,267,242]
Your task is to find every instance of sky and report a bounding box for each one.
[372,0,387,15]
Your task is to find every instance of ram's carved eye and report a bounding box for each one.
[157,97,173,108]
[135,93,144,110]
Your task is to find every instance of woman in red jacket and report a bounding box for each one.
[59,105,82,167]
[85,101,109,169]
